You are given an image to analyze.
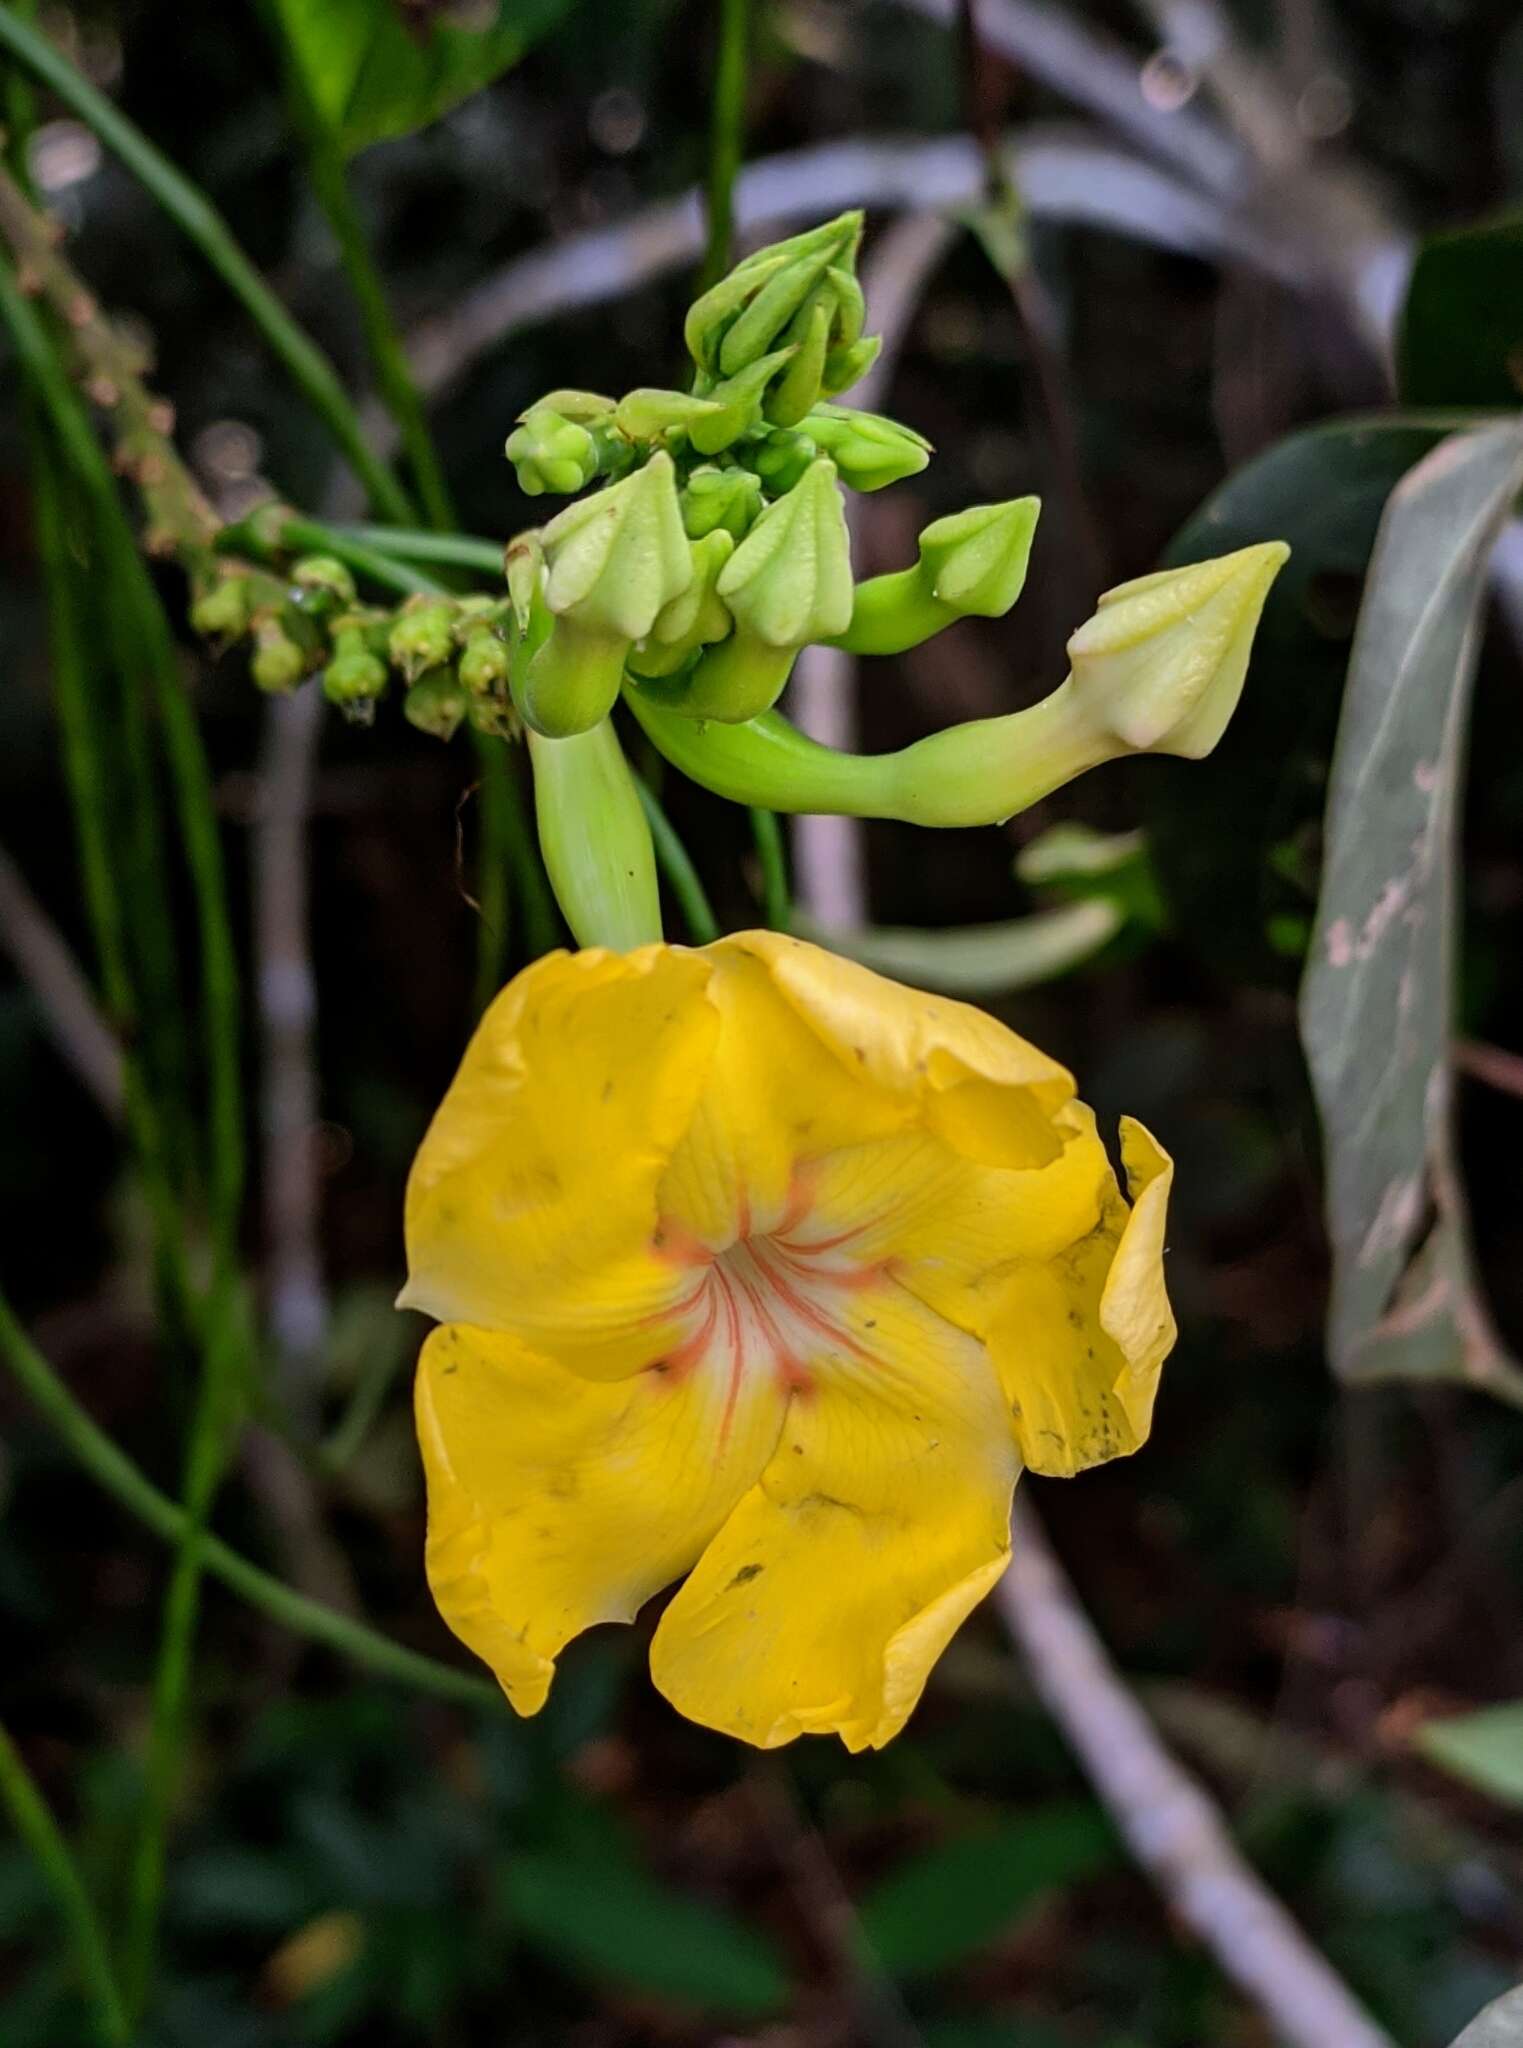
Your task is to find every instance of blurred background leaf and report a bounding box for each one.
[269,0,587,156]
[1399,212,1523,410]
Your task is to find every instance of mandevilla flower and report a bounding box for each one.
[402,932,1174,1750]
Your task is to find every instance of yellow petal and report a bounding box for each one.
[401,946,719,1376]
[800,1103,1112,1323]
[717,930,1075,1169]
[984,1115,1177,1477]
[416,1322,788,1715]
[657,943,910,1249]
[649,1282,1017,1750]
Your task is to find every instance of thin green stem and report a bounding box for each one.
[700,0,751,288]
[331,523,505,577]
[1,269,189,1325]
[498,746,561,962]
[2,0,37,184]
[217,512,444,598]
[0,1721,130,2045]
[633,771,720,943]
[2,231,250,2022]
[471,737,515,1013]
[0,2,412,522]
[748,806,791,930]
[267,18,454,530]
[0,1288,502,1712]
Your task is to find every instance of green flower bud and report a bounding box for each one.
[717,456,852,647]
[750,429,818,496]
[189,573,251,643]
[687,349,795,456]
[821,333,882,398]
[291,555,357,609]
[403,667,468,741]
[458,625,513,697]
[517,618,629,739]
[504,530,544,634]
[540,450,692,640]
[388,597,458,682]
[534,389,617,423]
[681,465,764,541]
[506,406,599,497]
[656,457,851,722]
[801,403,931,491]
[764,295,831,428]
[251,616,307,695]
[686,212,864,379]
[627,530,735,679]
[322,624,388,717]
[465,692,519,741]
[832,496,1041,656]
[1065,542,1290,758]
[612,387,726,444]
[825,262,865,347]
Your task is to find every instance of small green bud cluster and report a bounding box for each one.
[188,563,517,738]
[496,216,1051,736]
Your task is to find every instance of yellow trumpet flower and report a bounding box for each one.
[401,933,1174,1751]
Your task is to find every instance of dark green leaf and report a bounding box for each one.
[1415,1703,1523,1809]
[857,1803,1119,1982]
[1399,213,1523,410]
[501,1847,792,2015]
[271,0,583,156]
[1149,413,1470,986]
[1299,421,1523,1401]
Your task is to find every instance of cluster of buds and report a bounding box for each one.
[500,210,1049,739]
[189,558,516,740]
[175,214,1286,955]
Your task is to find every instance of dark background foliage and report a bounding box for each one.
[2,2,1523,2043]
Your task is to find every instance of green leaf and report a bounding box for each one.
[1451,1985,1523,2047]
[796,899,1125,996]
[500,1847,791,2015]
[1299,421,1523,1403]
[271,0,583,157]
[1148,412,1470,986]
[1399,212,1523,410]
[1416,1703,1523,1809]
[857,1804,1120,1982]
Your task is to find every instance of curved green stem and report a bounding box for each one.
[632,771,720,943]
[0,3,412,522]
[0,1721,129,2044]
[0,1289,502,1711]
[527,721,663,948]
[217,513,444,598]
[625,680,1110,828]
[330,524,505,577]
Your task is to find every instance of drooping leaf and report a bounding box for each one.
[1299,421,1523,1402]
[1416,1703,1523,1809]
[798,899,1124,996]
[1399,212,1523,411]
[500,1847,791,2015]
[1148,413,1470,985]
[1451,1984,1523,2047]
[856,1804,1119,1982]
[271,0,583,157]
